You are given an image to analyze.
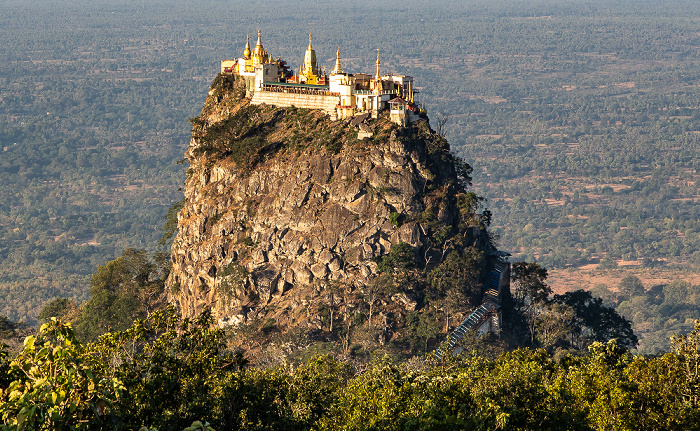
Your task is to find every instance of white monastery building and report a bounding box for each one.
[221,28,421,125]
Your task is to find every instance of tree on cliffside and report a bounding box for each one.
[375,242,416,292]
[74,249,167,341]
[365,275,395,328]
[511,261,552,346]
[427,247,483,331]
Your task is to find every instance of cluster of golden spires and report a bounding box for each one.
[241,28,368,78]
[242,26,270,65]
[239,28,405,93]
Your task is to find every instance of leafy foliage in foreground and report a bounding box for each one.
[0,319,124,430]
[2,311,700,430]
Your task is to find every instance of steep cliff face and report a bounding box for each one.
[167,74,493,328]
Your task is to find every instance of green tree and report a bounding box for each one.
[37,298,79,324]
[318,358,438,430]
[511,262,552,346]
[671,320,700,407]
[558,340,637,430]
[534,302,574,350]
[0,319,124,430]
[618,275,645,300]
[427,247,483,331]
[405,309,441,353]
[553,290,638,350]
[286,354,352,428]
[91,307,235,430]
[375,242,416,291]
[76,248,166,341]
[560,339,695,430]
[663,280,690,308]
[215,367,289,430]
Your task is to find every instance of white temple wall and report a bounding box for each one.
[250,91,340,119]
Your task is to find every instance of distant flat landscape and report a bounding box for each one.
[0,0,698,353]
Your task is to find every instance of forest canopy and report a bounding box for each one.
[1,310,699,430]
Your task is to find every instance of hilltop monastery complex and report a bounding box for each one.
[220,28,421,126]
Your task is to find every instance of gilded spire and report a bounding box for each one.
[301,33,319,80]
[331,46,344,75]
[254,25,264,57]
[374,49,382,88]
[375,49,381,81]
[243,33,251,58]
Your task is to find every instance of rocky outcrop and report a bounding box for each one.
[167,73,492,327]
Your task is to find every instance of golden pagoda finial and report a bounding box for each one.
[308,33,313,50]
[255,26,263,50]
[253,24,266,64]
[243,33,251,58]
[331,46,344,75]
[375,49,381,81]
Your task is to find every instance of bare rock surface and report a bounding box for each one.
[166,74,491,327]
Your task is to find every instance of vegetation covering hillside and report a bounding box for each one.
[588,275,700,355]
